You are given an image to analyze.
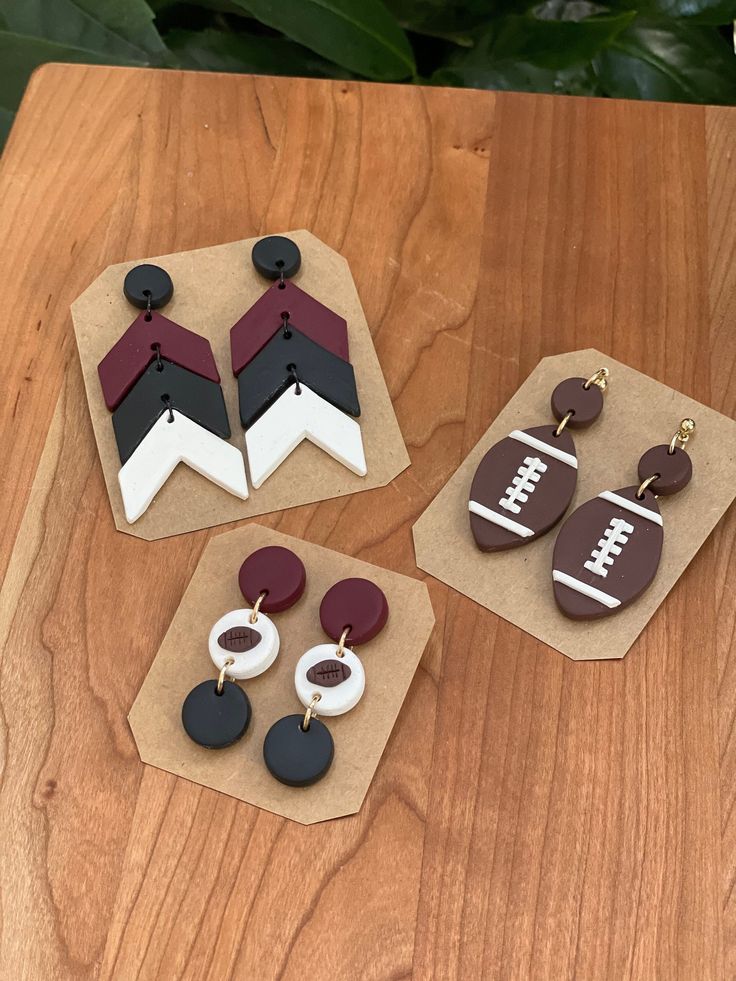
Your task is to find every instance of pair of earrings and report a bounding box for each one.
[97,236,367,524]
[469,368,696,620]
[181,546,388,787]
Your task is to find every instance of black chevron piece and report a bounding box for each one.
[237,326,360,429]
[112,358,231,464]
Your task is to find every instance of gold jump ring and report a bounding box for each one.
[301,693,321,731]
[216,657,235,694]
[249,591,267,624]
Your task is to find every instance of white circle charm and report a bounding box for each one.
[208,609,279,679]
[294,643,365,716]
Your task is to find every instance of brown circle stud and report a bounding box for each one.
[550,377,604,429]
[320,578,389,647]
[637,444,692,496]
[238,546,306,613]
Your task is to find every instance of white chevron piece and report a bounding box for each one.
[245,383,367,488]
[118,410,249,523]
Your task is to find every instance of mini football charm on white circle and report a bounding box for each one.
[182,544,306,751]
[294,643,365,716]
[263,575,389,787]
[208,608,280,679]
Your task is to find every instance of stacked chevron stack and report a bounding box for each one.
[97,264,248,524]
[231,235,367,489]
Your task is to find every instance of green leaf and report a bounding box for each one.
[167,27,346,77]
[69,0,165,54]
[0,0,165,61]
[594,17,736,102]
[610,0,736,25]
[0,30,145,110]
[226,0,416,80]
[382,0,502,41]
[434,58,602,95]
[533,1,610,20]
[0,106,14,148]
[491,10,638,69]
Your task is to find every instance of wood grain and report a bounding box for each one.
[0,65,733,979]
[706,105,736,981]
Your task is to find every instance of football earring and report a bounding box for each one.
[553,418,696,620]
[97,264,248,523]
[181,546,306,748]
[230,235,367,487]
[468,367,610,551]
[263,578,389,786]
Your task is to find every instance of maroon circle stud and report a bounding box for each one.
[319,577,389,647]
[238,545,306,613]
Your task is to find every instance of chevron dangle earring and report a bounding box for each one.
[97,264,248,523]
[263,578,388,786]
[230,236,367,487]
[552,418,695,620]
[182,546,306,748]
[468,367,610,551]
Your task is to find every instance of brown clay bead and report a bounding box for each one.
[217,625,261,653]
[238,546,306,612]
[637,444,692,495]
[306,659,352,687]
[550,377,604,429]
[320,578,388,646]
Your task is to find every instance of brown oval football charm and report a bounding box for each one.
[306,659,352,688]
[469,425,578,552]
[218,626,261,653]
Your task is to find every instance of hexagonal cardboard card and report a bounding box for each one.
[71,231,409,540]
[128,524,435,824]
[413,349,736,661]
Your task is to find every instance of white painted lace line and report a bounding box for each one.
[552,570,621,608]
[509,430,577,469]
[598,491,663,525]
[469,500,534,538]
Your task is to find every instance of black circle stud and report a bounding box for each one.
[251,236,301,281]
[263,715,334,786]
[123,264,174,311]
[181,680,251,749]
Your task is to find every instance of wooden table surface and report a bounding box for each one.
[0,64,734,980]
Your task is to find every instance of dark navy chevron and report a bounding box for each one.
[236,326,360,429]
[112,358,230,464]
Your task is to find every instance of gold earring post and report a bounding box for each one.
[669,418,695,454]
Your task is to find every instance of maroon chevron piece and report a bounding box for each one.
[98,311,220,410]
[230,280,349,376]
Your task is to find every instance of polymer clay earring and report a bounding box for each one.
[468,367,610,551]
[97,264,248,523]
[552,418,695,620]
[263,578,388,786]
[230,235,367,487]
[181,546,306,748]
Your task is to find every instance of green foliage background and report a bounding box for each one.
[1,0,735,148]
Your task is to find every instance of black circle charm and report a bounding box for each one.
[263,715,334,786]
[181,680,251,749]
[123,263,174,311]
[251,236,301,281]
